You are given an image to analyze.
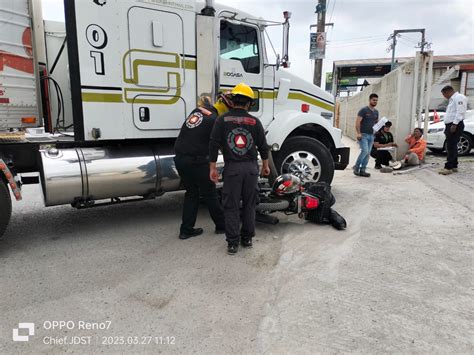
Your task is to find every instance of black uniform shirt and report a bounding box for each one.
[174,105,218,158]
[371,130,394,157]
[374,131,394,145]
[209,108,269,163]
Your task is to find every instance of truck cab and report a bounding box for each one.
[65,0,348,178]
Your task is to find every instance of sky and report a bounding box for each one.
[41,0,474,87]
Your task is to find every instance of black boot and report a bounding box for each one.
[214,227,226,234]
[353,166,360,176]
[359,169,371,177]
[179,228,203,240]
[227,243,238,255]
[241,238,253,248]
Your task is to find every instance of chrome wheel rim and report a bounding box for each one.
[457,136,469,154]
[281,151,321,182]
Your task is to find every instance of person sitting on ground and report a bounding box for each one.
[402,127,427,166]
[372,121,397,169]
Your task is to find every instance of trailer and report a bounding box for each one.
[0,0,349,238]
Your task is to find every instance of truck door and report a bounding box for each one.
[68,0,196,141]
[219,20,274,128]
[127,6,186,131]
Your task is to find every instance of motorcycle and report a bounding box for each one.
[255,174,347,230]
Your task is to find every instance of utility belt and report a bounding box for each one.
[445,121,464,126]
[224,158,257,164]
[175,153,209,163]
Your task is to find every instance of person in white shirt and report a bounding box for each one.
[439,85,468,175]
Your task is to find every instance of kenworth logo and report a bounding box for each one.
[224,71,243,78]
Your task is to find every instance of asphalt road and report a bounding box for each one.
[0,138,472,353]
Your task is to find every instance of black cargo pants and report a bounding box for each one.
[174,154,225,234]
[222,161,259,246]
[375,150,392,166]
[444,121,464,169]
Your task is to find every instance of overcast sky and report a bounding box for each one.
[41,0,474,87]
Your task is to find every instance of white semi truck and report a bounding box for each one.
[0,0,349,238]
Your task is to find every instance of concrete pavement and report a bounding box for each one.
[0,137,472,353]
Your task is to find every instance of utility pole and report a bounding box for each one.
[387,28,427,70]
[313,0,326,87]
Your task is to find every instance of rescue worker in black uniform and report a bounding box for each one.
[209,83,270,255]
[174,95,230,239]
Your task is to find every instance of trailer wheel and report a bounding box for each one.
[274,136,335,184]
[0,180,12,239]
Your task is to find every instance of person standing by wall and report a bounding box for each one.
[439,85,468,175]
[354,93,379,177]
[174,94,230,240]
[209,83,270,255]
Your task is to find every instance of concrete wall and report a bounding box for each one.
[339,58,420,160]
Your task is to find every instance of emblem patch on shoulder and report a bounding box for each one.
[227,127,254,155]
[186,112,204,128]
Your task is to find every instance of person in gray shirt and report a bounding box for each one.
[354,93,379,177]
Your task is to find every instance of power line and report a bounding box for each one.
[327,39,387,48]
[328,0,337,23]
[328,37,387,45]
[329,35,387,43]
[397,37,417,47]
[326,0,337,43]
[399,34,419,44]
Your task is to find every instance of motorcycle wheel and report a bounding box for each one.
[255,199,290,212]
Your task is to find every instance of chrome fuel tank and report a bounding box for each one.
[39,146,181,206]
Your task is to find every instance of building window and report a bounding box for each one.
[465,72,474,97]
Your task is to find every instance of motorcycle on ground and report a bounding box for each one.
[255,174,347,230]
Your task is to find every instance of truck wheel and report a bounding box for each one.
[274,136,335,184]
[0,180,12,239]
[457,133,472,156]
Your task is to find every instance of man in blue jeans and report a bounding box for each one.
[354,93,379,177]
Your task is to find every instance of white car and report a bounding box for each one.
[427,110,473,155]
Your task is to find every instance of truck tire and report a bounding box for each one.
[458,133,472,156]
[0,180,12,239]
[274,136,335,184]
